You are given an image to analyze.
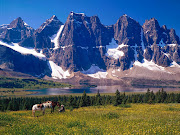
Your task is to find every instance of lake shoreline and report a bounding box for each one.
[25,85,180,96]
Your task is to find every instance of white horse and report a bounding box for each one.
[32,101,52,117]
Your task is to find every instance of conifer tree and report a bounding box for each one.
[79,90,87,107]
[96,90,101,105]
[105,95,112,105]
[114,89,122,106]
[68,95,74,107]
[144,88,151,103]
[160,88,167,103]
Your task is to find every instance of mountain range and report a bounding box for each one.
[0,12,180,86]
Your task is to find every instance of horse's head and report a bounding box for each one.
[56,102,61,107]
[51,101,61,107]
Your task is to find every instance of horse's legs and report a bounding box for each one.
[51,106,54,113]
[43,110,45,115]
[32,110,35,117]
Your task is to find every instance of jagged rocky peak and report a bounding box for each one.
[53,11,112,72]
[8,17,25,29]
[142,18,161,45]
[35,15,63,35]
[121,14,136,21]
[0,17,34,43]
[162,25,167,31]
[67,11,90,25]
[144,18,160,26]
[143,18,180,46]
[169,28,180,44]
[143,18,161,32]
[70,11,86,17]
[90,15,101,24]
[19,15,64,49]
[59,11,113,48]
[8,17,33,30]
[50,15,59,20]
[114,14,142,46]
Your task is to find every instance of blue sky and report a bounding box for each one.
[0,0,180,36]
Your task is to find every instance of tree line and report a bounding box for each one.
[0,88,180,111]
[0,77,71,89]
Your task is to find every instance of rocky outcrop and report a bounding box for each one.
[0,12,180,79]
[114,14,142,46]
[51,12,113,71]
[20,15,63,50]
[0,17,34,43]
[50,12,180,72]
[0,45,50,77]
[142,18,180,45]
[151,45,171,67]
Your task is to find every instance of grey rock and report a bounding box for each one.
[0,45,51,77]
[0,17,34,43]
[20,15,63,50]
[114,14,142,47]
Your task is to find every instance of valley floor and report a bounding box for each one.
[0,104,180,134]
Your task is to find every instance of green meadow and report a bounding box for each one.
[0,104,180,135]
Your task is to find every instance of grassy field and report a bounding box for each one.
[0,104,180,134]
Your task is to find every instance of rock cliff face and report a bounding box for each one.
[0,17,34,43]
[0,12,180,81]
[0,45,50,76]
[143,18,179,45]
[51,12,113,71]
[20,15,63,53]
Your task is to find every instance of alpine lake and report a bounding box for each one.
[26,85,180,96]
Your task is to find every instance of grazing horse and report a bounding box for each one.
[32,101,52,117]
[50,101,60,113]
[41,101,60,113]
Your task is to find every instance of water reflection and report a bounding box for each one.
[26,85,180,96]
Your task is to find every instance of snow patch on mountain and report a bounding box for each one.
[0,24,8,29]
[119,44,128,48]
[134,44,138,61]
[81,65,107,79]
[141,28,145,51]
[23,22,34,30]
[170,61,180,68]
[0,41,46,60]
[48,61,70,79]
[61,45,73,50]
[168,44,177,47]
[88,72,108,79]
[70,11,85,16]
[131,44,138,61]
[24,22,28,26]
[164,53,170,58]
[50,25,64,50]
[106,38,125,59]
[77,46,88,50]
[134,59,167,71]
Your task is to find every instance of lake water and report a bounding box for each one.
[26,85,180,96]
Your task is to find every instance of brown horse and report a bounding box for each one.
[46,101,60,113]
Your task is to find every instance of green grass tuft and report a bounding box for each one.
[103,112,119,119]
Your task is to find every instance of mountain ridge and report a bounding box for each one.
[0,12,180,85]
